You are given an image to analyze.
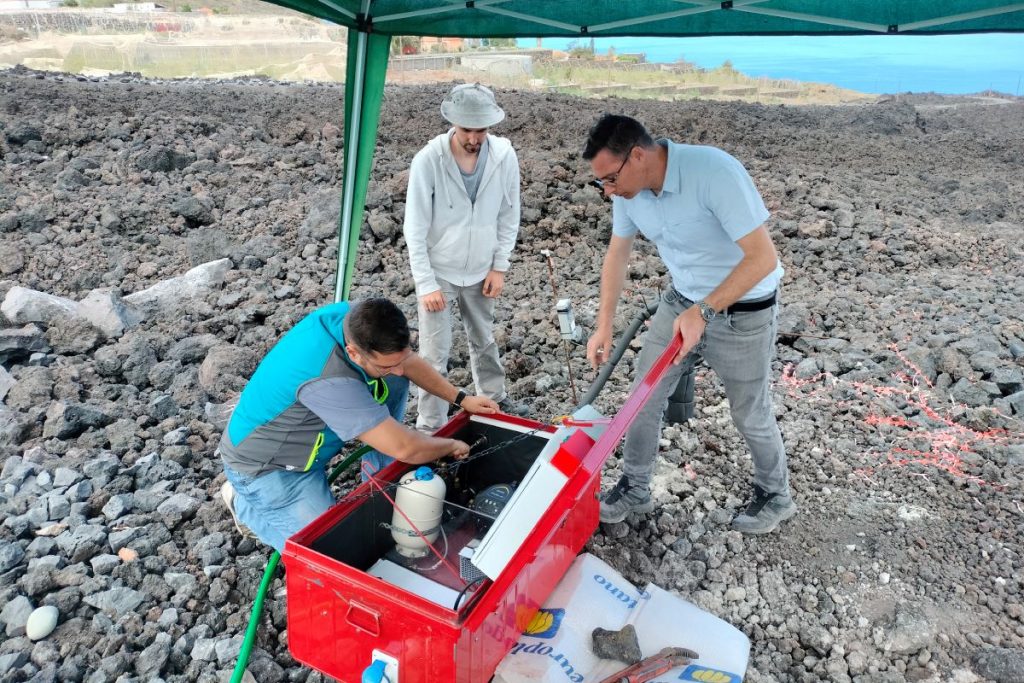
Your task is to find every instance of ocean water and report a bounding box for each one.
[518,34,1024,95]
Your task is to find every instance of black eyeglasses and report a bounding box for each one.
[592,149,632,188]
[588,148,633,201]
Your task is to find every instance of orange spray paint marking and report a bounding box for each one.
[778,344,1021,487]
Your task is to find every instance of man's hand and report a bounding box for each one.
[419,290,446,313]
[672,306,705,363]
[482,270,505,298]
[586,328,614,369]
[459,395,499,415]
[449,439,471,460]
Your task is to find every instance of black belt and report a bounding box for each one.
[723,292,776,314]
[672,289,777,314]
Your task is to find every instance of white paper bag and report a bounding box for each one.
[494,553,749,683]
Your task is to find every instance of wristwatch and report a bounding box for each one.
[452,390,467,408]
[696,300,718,323]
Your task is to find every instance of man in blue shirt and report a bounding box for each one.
[583,114,795,534]
[217,297,499,552]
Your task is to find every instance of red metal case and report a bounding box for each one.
[283,339,682,683]
[283,412,597,683]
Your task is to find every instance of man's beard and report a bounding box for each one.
[462,142,480,153]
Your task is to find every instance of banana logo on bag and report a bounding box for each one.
[679,665,740,683]
[524,608,565,639]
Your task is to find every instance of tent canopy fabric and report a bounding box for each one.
[268,0,1024,36]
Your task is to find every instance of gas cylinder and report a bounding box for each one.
[391,466,446,558]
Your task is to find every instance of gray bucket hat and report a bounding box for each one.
[440,83,505,129]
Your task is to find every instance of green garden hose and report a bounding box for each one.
[230,445,373,682]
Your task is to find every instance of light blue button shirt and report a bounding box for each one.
[612,141,783,302]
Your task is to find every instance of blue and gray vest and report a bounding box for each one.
[218,302,368,476]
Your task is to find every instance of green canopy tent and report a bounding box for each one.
[261,0,1024,301]
[225,5,1023,681]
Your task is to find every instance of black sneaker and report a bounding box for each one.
[600,475,654,524]
[497,396,530,418]
[731,485,797,534]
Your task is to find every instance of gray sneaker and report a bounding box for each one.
[600,475,655,524]
[731,485,797,534]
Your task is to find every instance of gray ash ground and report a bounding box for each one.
[1,67,1023,682]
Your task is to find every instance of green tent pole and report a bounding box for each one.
[334,27,392,302]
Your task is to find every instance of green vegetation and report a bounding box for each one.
[484,37,516,48]
[532,59,817,103]
[59,40,344,79]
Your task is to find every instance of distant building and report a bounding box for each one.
[0,0,61,9]
[420,36,465,53]
[111,2,166,12]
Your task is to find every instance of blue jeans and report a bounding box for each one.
[223,376,408,552]
[622,289,789,495]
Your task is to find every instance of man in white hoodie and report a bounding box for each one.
[403,83,527,432]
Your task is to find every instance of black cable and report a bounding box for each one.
[576,301,658,409]
[453,576,487,611]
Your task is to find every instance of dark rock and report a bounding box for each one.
[0,405,33,446]
[0,213,17,233]
[198,344,256,400]
[135,146,195,173]
[185,228,233,266]
[82,587,144,617]
[299,190,341,241]
[105,417,142,455]
[44,316,104,355]
[992,367,1024,395]
[148,394,178,421]
[17,209,48,233]
[0,247,24,276]
[170,196,215,227]
[156,493,200,528]
[592,624,643,665]
[4,365,53,411]
[42,401,114,440]
[0,652,28,676]
[55,168,89,191]
[0,542,25,573]
[949,377,1001,407]
[5,123,42,145]
[247,649,287,682]
[973,647,1024,683]
[0,324,49,365]
[367,210,400,242]
[164,334,221,364]
[1,594,33,637]
[147,360,182,390]
[135,633,171,677]
[879,604,936,654]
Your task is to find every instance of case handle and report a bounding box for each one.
[345,600,382,636]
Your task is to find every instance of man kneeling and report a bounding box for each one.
[216,297,498,552]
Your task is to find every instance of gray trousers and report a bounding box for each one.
[416,277,507,431]
[623,288,790,495]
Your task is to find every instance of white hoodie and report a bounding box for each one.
[403,130,521,296]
